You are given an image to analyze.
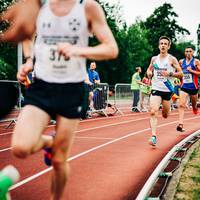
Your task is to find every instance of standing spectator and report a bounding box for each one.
[140,73,151,112]
[131,67,143,112]
[88,62,100,84]
[87,62,100,111]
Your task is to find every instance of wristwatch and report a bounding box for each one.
[169,72,173,77]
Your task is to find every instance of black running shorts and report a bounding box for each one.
[24,79,89,119]
[151,90,173,101]
[181,87,198,95]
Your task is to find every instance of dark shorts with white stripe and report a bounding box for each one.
[151,90,173,101]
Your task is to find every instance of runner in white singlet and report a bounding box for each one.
[10,1,118,199]
[146,36,183,147]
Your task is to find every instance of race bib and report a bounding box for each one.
[183,73,193,84]
[35,44,70,78]
[155,69,167,81]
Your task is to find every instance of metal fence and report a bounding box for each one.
[114,83,151,114]
[88,83,109,117]
[114,83,133,113]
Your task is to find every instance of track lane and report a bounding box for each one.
[0,110,199,200]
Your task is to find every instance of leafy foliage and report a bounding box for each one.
[0,0,197,83]
[0,0,17,80]
[174,41,196,61]
[142,3,190,55]
[0,58,17,80]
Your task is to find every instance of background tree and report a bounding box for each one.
[90,0,152,84]
[0,0,196,83]
[0,0,17,80]
[173,41,196,60]
[141,3,190,55]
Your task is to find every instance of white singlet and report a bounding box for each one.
[152,54,175,92]
[34,0,89,83]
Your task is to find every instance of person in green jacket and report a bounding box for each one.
[131,67,143,112]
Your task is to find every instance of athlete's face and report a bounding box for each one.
[159,39,170,53]
[185,48,194,59]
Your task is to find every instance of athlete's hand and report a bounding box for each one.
[57,43,81,59]
[17,64,33,84]
[147,70,153,79]
[187,66,192,72]
[0,0,40,42]
[161,71,169,77]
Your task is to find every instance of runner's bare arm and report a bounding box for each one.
[195,59,200,71]
[17,39,34,83]
[0,0,41,42]
[146,57,155,78]
[171,56,183,78]
[57,0,118,60]
[187,59,200,76]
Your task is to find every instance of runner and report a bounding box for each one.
[177,46,200,132]
[1,0,118,199]
[147,36,183,146]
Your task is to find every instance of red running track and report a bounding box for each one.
[0,109,200,200]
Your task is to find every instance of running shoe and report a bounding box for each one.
[149,135,157,146]
[193,106,198,115]
[44,147,53,166]
[176,124,185,132]
[44,133,55,166]
[132,108,140,112]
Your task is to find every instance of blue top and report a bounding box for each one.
[88,69,100,83]
[181,57,198,90]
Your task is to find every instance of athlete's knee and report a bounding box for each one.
[12,144,31,158]
[179,102,185,109]
[162,111,169,118]
[150,108,158,116]
[52,156,66,171]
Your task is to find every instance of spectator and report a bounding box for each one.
[140,73,151,112]
[131,67,143,112]
[87,62,100,111]
[88,62,100,84]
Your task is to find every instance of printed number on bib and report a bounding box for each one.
[49,48,70,62]
[156,69,167,81]
[36,44,70,78]
[183,73,193,84]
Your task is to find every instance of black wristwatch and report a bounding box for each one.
[169,72,173,77]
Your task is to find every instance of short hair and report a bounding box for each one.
[185,46,195,51]
[136,67,141,72]
[159,36,171,46]
[90,62,96,66]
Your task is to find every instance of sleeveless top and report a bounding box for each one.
[34,0,89,83]
[181,57,198,90]
[152,54,175,92]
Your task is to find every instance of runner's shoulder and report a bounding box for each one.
[151,56,157,63]
[168,54,177,61]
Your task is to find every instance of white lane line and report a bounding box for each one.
[0,113,138,136]
[0,137,114,152]
[0,111,192,152]
[0,147,12,152]
[0,117,149,153]
[74,110,190,134]
[0,110,187,137]
[10,115,200,190]
[75,136,115,140]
